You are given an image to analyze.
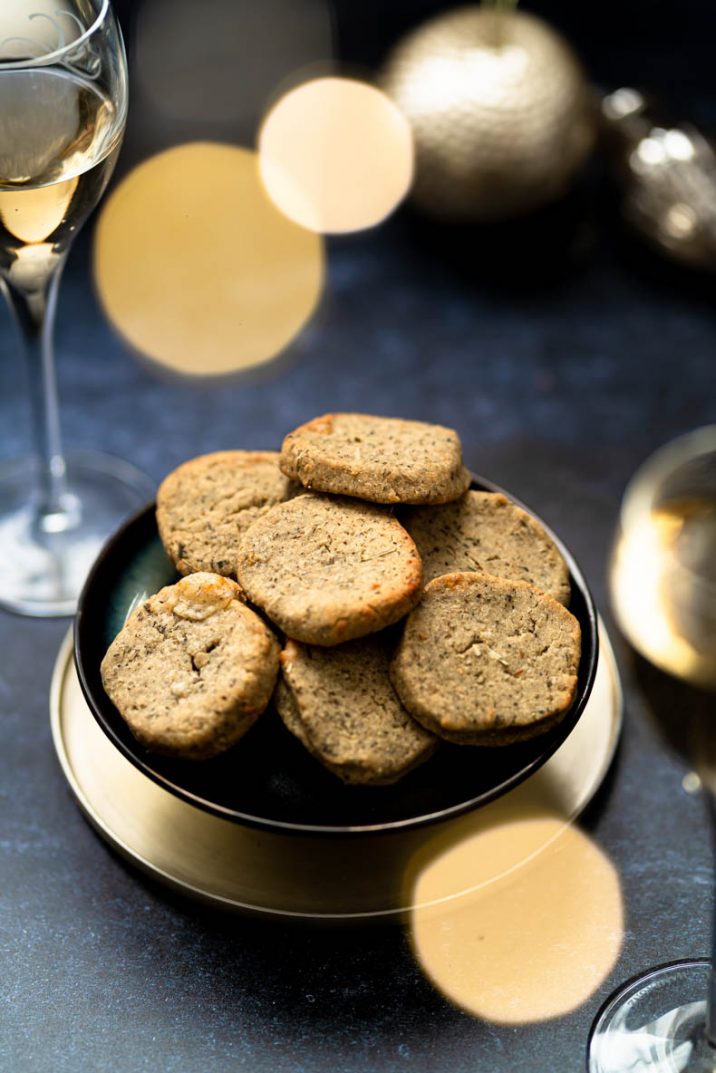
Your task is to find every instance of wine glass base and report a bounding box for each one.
[589,960,716,1072]
[0,451,154,617]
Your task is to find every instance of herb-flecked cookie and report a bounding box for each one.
[390,572,581,745]
[236,493,423,645]
[100,573,280,759]
[405,491,571,603]
[279,413,471,505]
[156,451,295,576]
[276,637,437,785]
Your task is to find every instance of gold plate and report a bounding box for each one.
[51,622,622,921]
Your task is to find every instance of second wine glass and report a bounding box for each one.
[589,427,716,1072]
[0,0,152,617]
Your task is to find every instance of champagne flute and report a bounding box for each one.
[0,1,152,616]
[589,426,716,1072]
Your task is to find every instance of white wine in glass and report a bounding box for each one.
[590,427,716,1072]
[0,1,152,616]
[610,428,716,691]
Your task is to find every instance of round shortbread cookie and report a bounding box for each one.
[276,636,437,785]
[100,573,280,759]
[236,493,423,645]
[156,450,295,576]
[390,572,581,745]
[405,491,571,604]
[279,412,471,504]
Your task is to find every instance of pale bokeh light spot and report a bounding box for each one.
[664,129,695,162]
[93,142,323,376]
[258,77,414,234]
[411,819,623,1024]
[662,203,697,241]
[683,771,702,794]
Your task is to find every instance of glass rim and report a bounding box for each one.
[0,0,111,70]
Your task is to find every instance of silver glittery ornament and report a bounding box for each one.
[380,6,597,223]
[602,87,716,270]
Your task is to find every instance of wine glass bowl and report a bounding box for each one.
[0,0,152,617]
[610,426,716,690]
[0,3,127,262]
[589,427,716,1072]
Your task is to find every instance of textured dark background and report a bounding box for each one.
[2,2,716,1071]
[112,0,716,102]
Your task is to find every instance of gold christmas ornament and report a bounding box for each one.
[380,5,597,222]
[603,88,716,271]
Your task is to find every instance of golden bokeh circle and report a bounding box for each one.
[411,819,623,1024]
[94,142,323,376]
[258,77,413,234]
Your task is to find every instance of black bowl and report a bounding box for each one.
[74,475,598,836]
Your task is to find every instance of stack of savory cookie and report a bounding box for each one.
[101,414,582,786]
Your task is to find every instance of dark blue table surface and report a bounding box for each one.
[2,151,716,1072]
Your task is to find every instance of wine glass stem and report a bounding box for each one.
[706,790,716,1047]
[2,260,72,526]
